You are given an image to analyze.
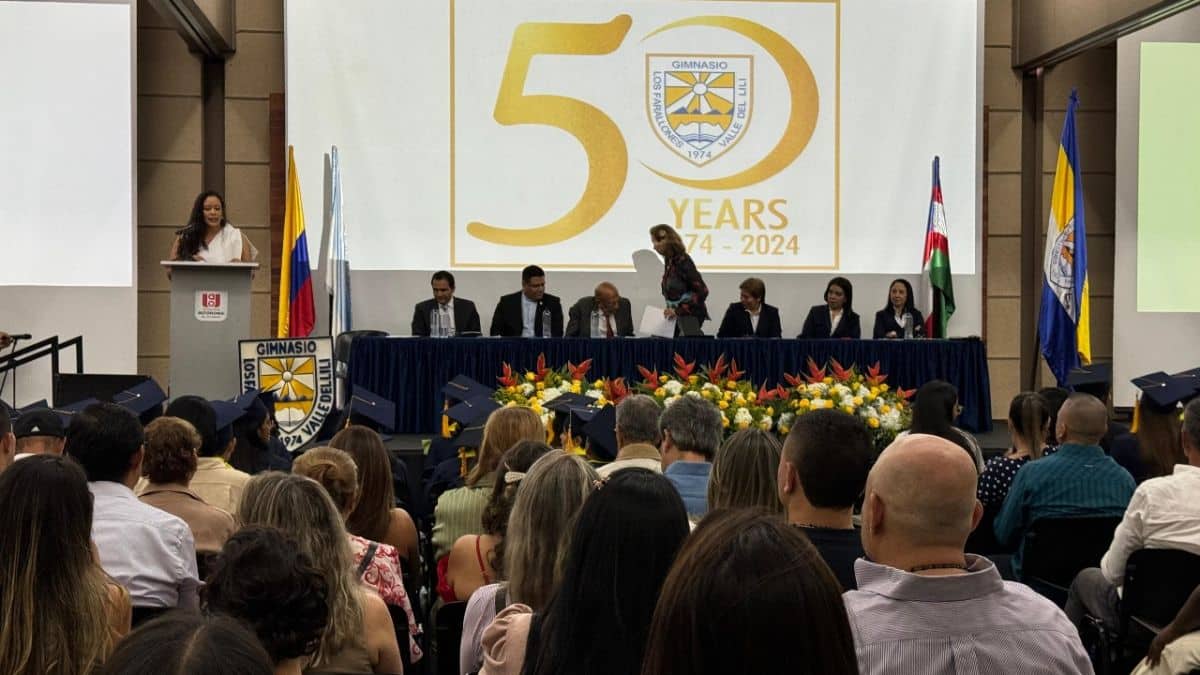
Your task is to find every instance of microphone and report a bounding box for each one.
[7,334,31,340]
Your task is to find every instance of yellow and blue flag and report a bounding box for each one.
[277,146,315,338]
[1039,90,1091,385]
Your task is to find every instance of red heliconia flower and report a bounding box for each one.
[898,387,917,400]
[605,377,629,404]
[865,362,888,387]
[705,354,729,383]
[727,359,745,382]
[783,373,805,388]
[830,358,853,382]
[757,382,779,402]
[804,357,827,384]
[567,359,593,382]
[534,353,550,382]
[637,365,660,386]
[497,362,519,388]
[673,353,696,380]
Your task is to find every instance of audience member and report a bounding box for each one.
[137,416,237,554]
[483,469,690,675]
[595,394,663,478]
[716,277,782,338]
[0,455,131,675]
[166,395,252,512]
[564,281,635,337]
[457,441,554,671]
[66,402,200,609]
[658,396,722,517]
[845,434,1091,674]
[1066,366,1130,454]
[432,406,544,560]
[907,379,984,471]
[778,408,874,590]
[1110,396,1184,483]
[330,424,420,579]
[489,264,564,337]
[1038,386,1071,447]
[97,612,274,675]
[238,472,404,674]
[1132,584,1200,674]
[707,428,782,513]
[994,394,1136,580]
[292,448,421,664]
[641,508,859,675]
[229,393,292,474]
[12,407,65,459]
[204,526,330,675]
[1065,398,1200,636]
[970,392,1050,553]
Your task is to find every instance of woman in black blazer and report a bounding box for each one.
[872,278,926,339]
[799,277,861,339]
[717,278,782,338]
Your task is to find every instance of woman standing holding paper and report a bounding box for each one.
[650,224,709,335]
[169,191,258,263]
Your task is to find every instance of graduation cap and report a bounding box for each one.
[442,375,493,404]
[546,393,594,439]
[454,424,486,451]
[1066,363,1113,400]
[53,398,101,428]
[581,403,618,461]
[113,379,168,417]
[1132,371,1195,413]
[13,407,66,439]
[234,388,261,411]
[445,395,501,427]
[346,386,397,432]
[1169,368,1200,402]
[209,399,248,433]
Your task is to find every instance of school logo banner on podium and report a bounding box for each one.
[239,338,334,451]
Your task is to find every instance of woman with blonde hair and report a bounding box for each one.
[432,406,545,560]
[330,425,421,579]
[0,455,131,675]
[293,447,422,666]
[707,428,784,513]
[238,472,403,674]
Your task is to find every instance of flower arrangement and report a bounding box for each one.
[492,354,627,430]
[778,358,915,450]
[635,354,781,435]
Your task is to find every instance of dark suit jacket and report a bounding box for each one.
[872,307,926,339]
[799,305,861,339]
[565,296,635,337]
[490,292,564,337]
[716,302,782,338]
[411,298,482,337]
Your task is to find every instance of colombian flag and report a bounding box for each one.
[1038,90,1091,385]
[277,146,315,338]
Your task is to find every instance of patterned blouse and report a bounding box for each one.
[662,253,709,320]
[977,446,1057,506]
[348,534,423,663]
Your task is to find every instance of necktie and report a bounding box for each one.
[606,314,614,338]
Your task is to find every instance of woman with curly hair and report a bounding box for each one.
[170,190,257,263]
[204,526,330,675]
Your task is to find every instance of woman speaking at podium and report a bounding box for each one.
[169,191,258,263]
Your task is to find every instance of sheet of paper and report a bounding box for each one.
[639,305,676,338]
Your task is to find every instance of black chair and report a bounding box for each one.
[1021,516,1122,606]
[389,603,414,675]
[1089,549,1200,674]
[430,601,468,675]
[333,329,387,379]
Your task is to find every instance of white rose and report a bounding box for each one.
[779,412,796,429]
[664,395,682,407]
[734,408,753,425]
[586,389,603,399]
[758,417,773,432]
[664,380,684,395]
[541,388,562,403]
[703,382,722,393]
[685,390,702,399]
[520,383,535,396]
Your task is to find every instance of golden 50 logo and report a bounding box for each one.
[463,15,821,248]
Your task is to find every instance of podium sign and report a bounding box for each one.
[162,261,257,399]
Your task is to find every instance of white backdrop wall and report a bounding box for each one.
[0,0,137,406]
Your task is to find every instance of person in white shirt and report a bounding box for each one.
[596,395,664,478]
[1066,397,1200,634]
[66,402,200,609]
[169,190,257,263]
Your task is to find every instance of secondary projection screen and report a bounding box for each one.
[286,0,979,275]
[1114,5,1200,406]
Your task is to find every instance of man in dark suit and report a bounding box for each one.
[489,265,563,337]
[411,270,481,337]
[565,282,635,337]
[716,277,782,338]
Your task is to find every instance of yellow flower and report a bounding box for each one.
[880,384,890,393]
[593,379,604,389]
[701,390,713,399]
[824,400,835,409]
[868,417,881,429]
[853,396,863,406]
[866,393,877,403]
[823,377,833,385]
[596,396,608,406]
[688,375,699,385]
[779,425,790,435]
[881,405,891,414]
[505,401,517,408]
[659,375,670,384]
[655,387,666,398]
[725,381,737,390]
[735,396,746,407]
[766,406,775,417]
[746,392,756,402]
[843,405,855,415]
[724,391,734,401]
[506,385,517,394]
[571,384,582,394]
[525,372,536,382]
[798,399,811,409]
[794,383,807,394]
[722,416,731,428]
[718,400,729,410]
[536,382,545,391]
[531,402,544,415]
[738,421,750,430]
[870,386,880,397]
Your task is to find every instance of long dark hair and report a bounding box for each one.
[825,276,854,311]
[640,508,859,675]
[1008,392,1049,459]
[525,469,689,675]
[881,278,917,315]
[98,613,273,675]
[229,398,271,475]
[909,380,975,457]
[176,190,227,260]
[328,425,395,543]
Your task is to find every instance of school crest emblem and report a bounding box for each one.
[647,54,753,166]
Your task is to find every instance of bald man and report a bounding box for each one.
[564,282,634,338]
[844,434,1092,675]
[994,393,1135,581]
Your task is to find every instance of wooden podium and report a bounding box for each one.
[161,261,258,400]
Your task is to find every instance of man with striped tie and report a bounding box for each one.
[843,433,1092,674]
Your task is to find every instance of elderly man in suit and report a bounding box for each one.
[489,265,564,337]
[565,282,635,338]
[412,270,482,337]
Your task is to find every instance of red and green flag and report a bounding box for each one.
[922,156,956,338]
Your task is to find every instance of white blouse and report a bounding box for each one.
[195,223,258,263]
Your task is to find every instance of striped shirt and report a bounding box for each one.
[844,556,1093,675]
[431,477,494,561]
[993,443,1135,579]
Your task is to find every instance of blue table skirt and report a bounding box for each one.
[347,337,993,434]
